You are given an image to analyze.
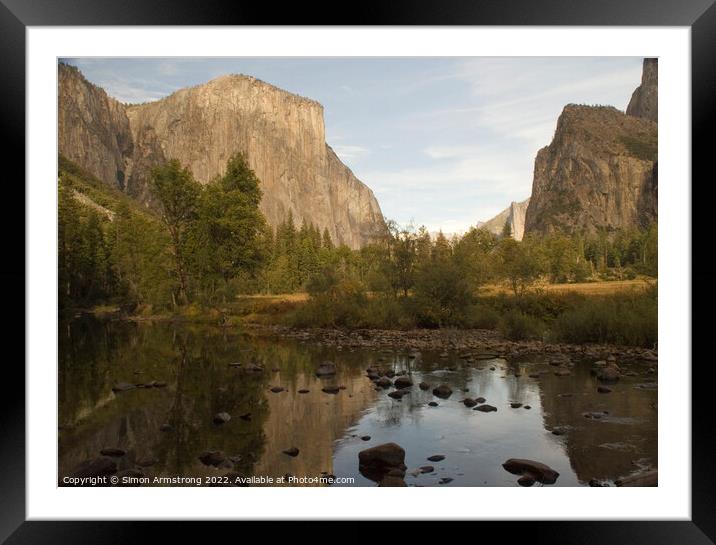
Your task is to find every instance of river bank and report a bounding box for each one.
[244,324,658,364]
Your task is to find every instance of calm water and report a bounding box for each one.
[59,318,657,487]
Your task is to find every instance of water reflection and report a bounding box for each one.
[59,318,657,486]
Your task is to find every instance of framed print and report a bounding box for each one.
[3,0,713,541]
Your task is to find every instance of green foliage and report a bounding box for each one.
[551,284,657,347]
[620,133,658,162]
[498,310,545,341]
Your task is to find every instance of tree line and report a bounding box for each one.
[58,154,657,316]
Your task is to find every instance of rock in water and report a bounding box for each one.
[111,382,136,393]
[315,362,337,377]
[502,458,560,485]
[418,381,430,391]
[474,404,498,412]
[58,63,385,249]
[199,450,226,467]
[427,455,445,462]
[358,443,406,471]
[282,447,300,457]
[597,366,621,383]
[432,384,453,399]
[463,398,477,408]
[393,376,413,389]
[213,412,231,424]
[322,386,340,394]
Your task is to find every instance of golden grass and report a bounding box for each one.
[481,279,654,296]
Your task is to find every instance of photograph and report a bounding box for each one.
[55,56,659,489]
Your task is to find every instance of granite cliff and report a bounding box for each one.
[626,58,658,122]
[479,198,530,241]
[523,104,657,235]
[58,64,385,249]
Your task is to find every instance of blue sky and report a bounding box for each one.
[61,57,644,233]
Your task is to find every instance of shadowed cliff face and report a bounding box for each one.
[58,64,134,190]
[58,64,385,249]
[524,105,657,236]
[627,58,658,123]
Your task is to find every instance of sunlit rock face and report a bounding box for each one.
[524,104,657,236]
[626,58,658,123]
[479,198,530,241]
[58,64,385,249]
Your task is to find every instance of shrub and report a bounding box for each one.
[498,310,545,341]
[551,288,657,347]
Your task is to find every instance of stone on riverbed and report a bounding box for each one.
[597,386,612,394]
[419,381,430,390]
[315,362,337,376]
[282,447,300,457]
[111,382,136,393]
[374,376,392,388]
[428,401,439,407]
[199,450,226,467]
[510,402,522,409]
[463,398,477,408]
[270,386,284,393]
[474,404,498,412]
[213,412,231,424]
[322,385,340,394]
[597,365,620,383]
[393,376,413,389]
[432,384,453,399]
[427,454,445,462]
[502,458,559,485]
[358,443,406,482]
[388,389,409,399]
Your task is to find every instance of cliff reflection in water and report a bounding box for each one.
[59,318,378,484]
[59,318,657,486]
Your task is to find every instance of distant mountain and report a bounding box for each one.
[58,63,386,249]
[478,198,530,240]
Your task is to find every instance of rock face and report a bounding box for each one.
[524,104,657,235]
[58,63,385,249]
[626,58,658,122]
[58,64,134,191]
[479,198,530,241]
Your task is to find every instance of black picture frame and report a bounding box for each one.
[3,0,712,541]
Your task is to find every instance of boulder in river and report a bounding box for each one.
[463,398,477,408]
[315,362,337,377]
[393,376,413,389]
[502,458,560,485]
[213,412,231,424]
[474,404,498,412]
[111,382,136,393]
[418,381,430,391]
[428,401,439,407]
[374,376,392,388]
[597,365,620,383]
[269,386,284,393]
[322,385,340,394]
[282,447,300,457]
[427,454,445,462]
[199,450,226,467]
[510,402,523,409]
[359,443,407,484]
[432,384,453,399]
[388,389,409,399]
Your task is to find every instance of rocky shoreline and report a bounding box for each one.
[244,324,658,364]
